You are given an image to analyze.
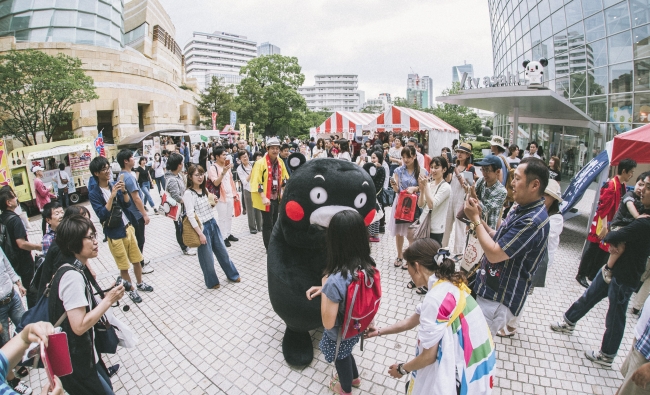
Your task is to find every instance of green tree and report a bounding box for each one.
[236,55,307,136]
[0,49,98,145]
[360,104,383,114]
[196,76,237,129]
[428,82,482,135]
[393,96,421,109]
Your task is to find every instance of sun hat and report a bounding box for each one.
[267,137,281,147]
[544,179,563,203]
[32,166,45,173]
[488,136,507,150]
[455,142,472,154]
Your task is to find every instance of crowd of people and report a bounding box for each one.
[0,130,649,394]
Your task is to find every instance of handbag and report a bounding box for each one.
[394,191,419,224]
[182,212,202,248]
[407,210,432,243]
[161,180,180,220]
[379,187,395,206]
[459,232,484,272]
[103,197,123,229]
[58,171,68,193]
[206,165,222,199]
[234,198,242,217]
[93,316,119,354]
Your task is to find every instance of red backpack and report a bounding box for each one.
[340,268,382,340]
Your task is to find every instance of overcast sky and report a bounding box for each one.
[154,0,494,101]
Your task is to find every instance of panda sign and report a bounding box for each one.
[523,58,548,85]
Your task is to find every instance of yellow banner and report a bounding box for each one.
[240,124,247,141]
[0,140,11,187]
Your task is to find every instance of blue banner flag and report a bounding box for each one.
[560,150,610,215]
[230,111,237,130]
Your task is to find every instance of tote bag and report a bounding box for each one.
[182,213,202,248]
[394,191,419,224]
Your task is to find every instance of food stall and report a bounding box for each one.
[5,137,95,214]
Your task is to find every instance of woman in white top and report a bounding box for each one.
[184,164,240,289]
[506,144,521,169]
[417,156,452,244]
[56,163,71,208]
[191,144,201,164]
[208,146,240,247]
[388,138,403,176]
[312,138,327,159]
[152,153,166,195]
[355,148,369,166]
[337,139,352,161]
[497,179,564,337]
[235,150,262,234]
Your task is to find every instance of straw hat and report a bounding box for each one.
[544,179,563,203]
[455,142,472,154]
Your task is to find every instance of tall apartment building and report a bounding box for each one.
[298,74,365,112]
[452,62,474,84]
[184,30,257,91]
[257,42,281,56]
[406,74,433,108]
[379,93,393,104]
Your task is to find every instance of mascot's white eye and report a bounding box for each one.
[369,167,377,176]
[310,187,328,204]
[290,157,301,168]
[354,193,367,208]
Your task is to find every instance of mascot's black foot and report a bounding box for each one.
[282,328,313,367]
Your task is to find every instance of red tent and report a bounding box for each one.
[611,123,650,165]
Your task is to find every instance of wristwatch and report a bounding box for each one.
[469,220,482,233]
[397,363,410,375]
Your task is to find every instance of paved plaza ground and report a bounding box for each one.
[19,186,639,394]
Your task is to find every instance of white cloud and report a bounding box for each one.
[155,0,494,101]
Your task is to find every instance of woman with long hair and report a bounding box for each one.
[442,142,476,257]
[306,211,377,395]
[208,147,239,247]
[199,148,208,173]
[366,238,495,395]
[152,153,166,194]
[184,164,240,289]
[388,146,421,269]
[337,139,351,161]
[549,156,561,181]
[388,138,403,176]
[312,138,327,159]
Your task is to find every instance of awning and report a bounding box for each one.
[27,143,92,160]
[436,85,598,130]
[611,123,650,165]
[117,129,188,147]
[367,106,459,133]
[316,112,378,133]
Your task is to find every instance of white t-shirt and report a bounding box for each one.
[338,151,351,161]
[191,149,200,164]
[56,170,70,189]
[100,186,129,226]
[236,163,252,191]
[221,168,233,198]
[59,270,98,363]
[153,160,165,178]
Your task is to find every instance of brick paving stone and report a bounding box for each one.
[16,186,639,394]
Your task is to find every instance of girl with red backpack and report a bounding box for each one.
[306,210,380,395]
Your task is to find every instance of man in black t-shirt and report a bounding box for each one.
[0,187,43,307]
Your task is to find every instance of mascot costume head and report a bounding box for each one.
[522,58,548,85]
[268,156,377,367]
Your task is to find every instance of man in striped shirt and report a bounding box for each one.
[465,157,550,335]
[617,296,650,394]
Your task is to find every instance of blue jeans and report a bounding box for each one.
[564,268,636,357]
[196,219,240,288]
[0,291,24,345]
[140,182,155,208]
[155,176,166,195]
[97,363,114,395]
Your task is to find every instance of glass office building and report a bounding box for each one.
[489,0,649,176]
[0,0,124,50]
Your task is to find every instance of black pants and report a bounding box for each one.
[261,199,279,250]
[429,233,443,244]
[15,263,36,308]
[335,354,359,393]
[577,240,609,280]
[174,218,188,252]
[132,217,146,254]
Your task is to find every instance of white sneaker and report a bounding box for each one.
[13,381,32,395]
[183,248,197,256]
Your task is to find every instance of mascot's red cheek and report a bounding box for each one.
[364,209,376,226]
[286,201,305,222]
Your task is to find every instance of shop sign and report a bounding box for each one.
[0,140,10,186]
[459,71,523,90]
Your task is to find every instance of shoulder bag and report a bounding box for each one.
[58,171,69,193]
[160,178,180,220]
[206,165,221,199]
[407,182,442,243]
[182,191,203,248]
[103,197,124,229]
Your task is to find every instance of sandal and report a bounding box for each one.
[496,326,517,337]
[416,286,428,295]
[328,376,353,394]
[393,258,403,267]
[401,263,409,270]
[407,280,416,289]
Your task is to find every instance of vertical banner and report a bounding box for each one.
[211,112,217,130]
[230,111,237,131]
[94,131,105,157]
[560,150,610,215]
[142,139,154,160]
[0,140,10,187]
[240,123,247,141]
[153,136,161,155]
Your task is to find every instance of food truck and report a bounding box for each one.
[3,137,96,215]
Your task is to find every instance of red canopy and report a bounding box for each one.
[611,124,650,165]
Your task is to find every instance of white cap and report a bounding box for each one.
[32,166,44,173]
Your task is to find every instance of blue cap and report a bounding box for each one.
[474,155,502,168]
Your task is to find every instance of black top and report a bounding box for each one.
[0,210,34,269]
[611,191,645,228]
[549,169,562,182]
[134,166,149,185]
[605,217,650,287]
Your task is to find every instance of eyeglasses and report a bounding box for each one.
[84,233,98,241]
[481,167,494,174]
[100,167,111,173]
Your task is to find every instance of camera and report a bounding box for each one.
[115,276,133,292]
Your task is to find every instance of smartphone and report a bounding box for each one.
[119,173,124,182]
[463,171,475,186]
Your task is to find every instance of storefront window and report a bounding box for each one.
[634,25,650,59]
[609,93,634,133]
[565,0,583,26]
[608,31,633,64]
[588,66,608,94]
[588,38,608,68]
[582,0,602,17]
[630,0,650,27]
[604,1,630,36]
[636,58,650,91]
[588,95,608,120]
[610,61,634,92]
[585,12,606,42]
[634,92,650,123]
[552,9,567,33]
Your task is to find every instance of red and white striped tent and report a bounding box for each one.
[315,111,379,137]
[367,106,459,155]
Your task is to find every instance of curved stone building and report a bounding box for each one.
[489,0,649,176]
[0,0,199,145]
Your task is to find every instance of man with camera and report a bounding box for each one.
[88,156,154,303]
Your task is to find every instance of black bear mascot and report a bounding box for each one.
[267,156,378,367]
